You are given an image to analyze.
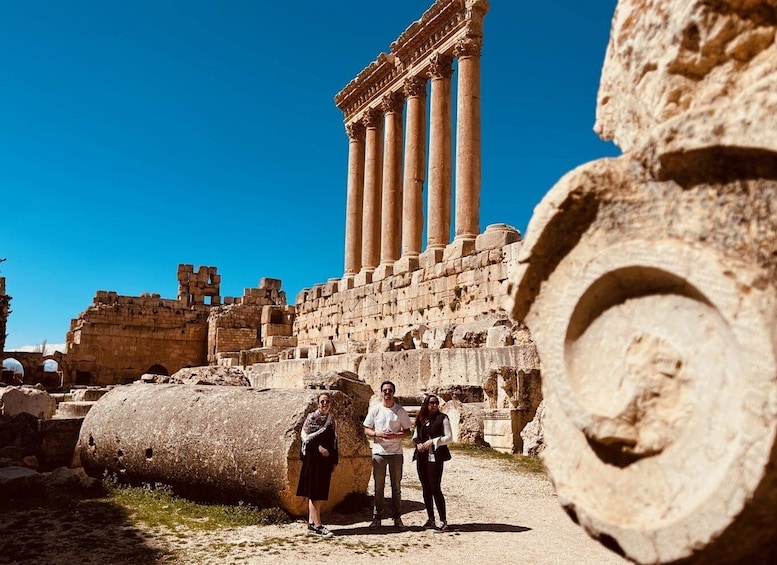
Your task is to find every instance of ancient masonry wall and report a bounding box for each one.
[294,225,520,347]
[67,292,210,386]
[66,269,291,387]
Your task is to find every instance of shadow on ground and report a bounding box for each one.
[0,490,167,565]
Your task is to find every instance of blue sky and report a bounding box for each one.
[1,1,619,350]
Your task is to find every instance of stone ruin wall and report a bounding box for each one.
[66,266,292,387]
[66,291,211,386]
[295,224,520,347]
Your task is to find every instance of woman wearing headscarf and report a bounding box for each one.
[297,392,339,538]
[413,393,452,531]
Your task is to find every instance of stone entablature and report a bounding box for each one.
[294,224,520,347]
[335,0,487,121]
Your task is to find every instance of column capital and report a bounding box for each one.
[381,91,405,115]
[453,36,483,59]
[403,75,428,98]
[363,107,383,128]
[345,121,366,141]
[427,52,454,80]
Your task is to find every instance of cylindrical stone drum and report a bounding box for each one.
[76,385,372,516]
[509,153,777,564]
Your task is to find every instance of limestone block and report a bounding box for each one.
[422,326,453,349]
[76,385,371,515]
[0,466,43,497]
[441,398,487,445]
[257,278,280,291]
[0,387,56,419]
[521,400,546,457]
[265,336,297,348]
[168,366,250,386]
[301,370,373,418]
[475,223,521,252]
[483,409,520,454]
[485,325,513,348]
[42,466,100,491]
[508,152,777,563]
[596,0,777,153]
[70,388,109,402]
[56,401,95,418]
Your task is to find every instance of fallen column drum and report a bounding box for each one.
[76,384,372,516]
[509,149,777,564]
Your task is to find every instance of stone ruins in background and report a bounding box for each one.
[2,0,541,461]
[509,0,777,563]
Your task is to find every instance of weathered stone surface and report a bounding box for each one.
[0,386,56,419]
[596,0,777,154]
[168,365,250,386]
[70,388,109,402]
[521,400,545,457]
[0,466,43,497]
[302,370,373,419]
[441,398,487,445]
[77,384,371,516]
[56,401,95,418]
[42,466,99,490]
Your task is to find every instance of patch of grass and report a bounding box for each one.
[450,443,546,474]
[104,479,291,531]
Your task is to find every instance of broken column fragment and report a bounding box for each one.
[508,1,777,563]
[76,385,371,516]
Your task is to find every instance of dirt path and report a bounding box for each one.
[146,447,628,564]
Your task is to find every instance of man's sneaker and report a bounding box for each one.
[307,523,317,534]
[434,521,448,533]
[393,517,406,529]
[315,525,334,538]
[368,517,381,529]
[422,518,436,529]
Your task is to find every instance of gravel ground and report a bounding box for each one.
[139,447,629,565]
[0,446,628,564]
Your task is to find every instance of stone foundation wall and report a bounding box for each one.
[294,229,521,347]
[246,345,538,399]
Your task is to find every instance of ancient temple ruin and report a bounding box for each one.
[337,0,489,284]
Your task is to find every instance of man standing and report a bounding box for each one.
[363,380,412,529]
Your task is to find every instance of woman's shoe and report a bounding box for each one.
[422,518,436,529]
[435,521,448,532]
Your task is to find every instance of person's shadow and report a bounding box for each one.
[332,521,531,536]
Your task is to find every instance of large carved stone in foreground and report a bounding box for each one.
[509,0,777,560]
[76,385,371,516]
[595,0,777,154]
[510,150,777,563]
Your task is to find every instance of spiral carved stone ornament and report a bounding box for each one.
[362,107,382,128]
[508,151,777,564]
[403,75,427,98]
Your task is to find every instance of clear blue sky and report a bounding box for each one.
[1,1,619,350]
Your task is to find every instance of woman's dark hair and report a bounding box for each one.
[415,394,439,428]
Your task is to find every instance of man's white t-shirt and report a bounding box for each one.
[363,403,412,455]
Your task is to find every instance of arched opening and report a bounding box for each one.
[2,358,23,384]
[146,364,169,376]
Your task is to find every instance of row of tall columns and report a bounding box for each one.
[343,39,482,282]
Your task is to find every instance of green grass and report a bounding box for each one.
[404,438,546,474]
[449,443,547,474]
[104,479,290,531]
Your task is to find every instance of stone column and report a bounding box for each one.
[343,121,366,281]
[375,91,405,281]
[395,75,427,275]
[447,36,483,260]
[421,52,454,269]
[357,107,383,286]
